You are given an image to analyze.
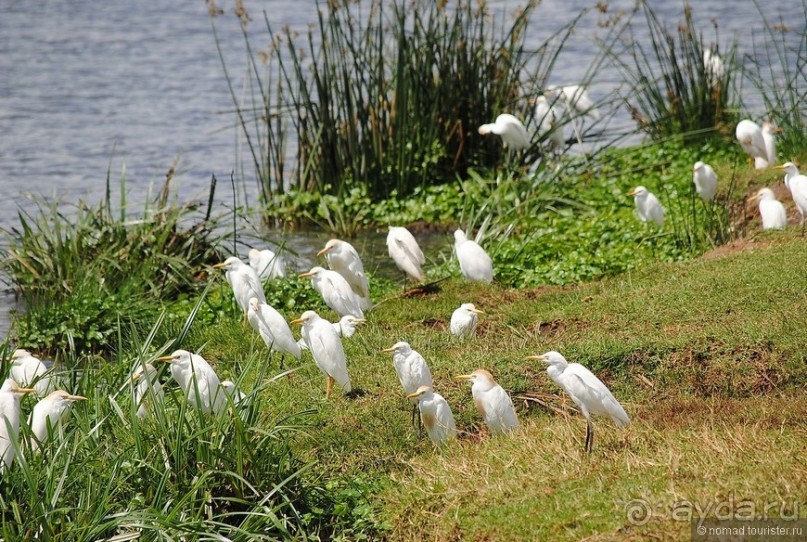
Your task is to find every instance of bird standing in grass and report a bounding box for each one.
[8,349,53,396]
[775,162,807,231]
[292,310,351,398]
[455,369,519,435]
[383,342,433,434]
[528,351,629,453]
[247,297,302,363]
[317,239,372,310]
[735,119,769,169]
[478,114,531,150]
[157,350,226,416]
[299,266,365,318]
[214,256,266,318]
[751,188,787,230]
[628,186,665,226]
[131,363,164,420]
[454,229,493,283]
[533,95,565,149]
[761,121,779,167]
[406,386,457,446]
[248,247,286,280]
[450,303,483,338]
[298,315,366,351]
[29,390,87,451]
[692,161,718,202]
[387,227,426,285]
[220,380,247,406]
[0,379,36,471]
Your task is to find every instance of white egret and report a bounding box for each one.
[157,350,226,416]
[478,113,531,150]
[761,120,779,167]
[703,48,724,87]
[751,188,787,230]
[735,119,769,169]
[775,162,807,230]
[29,390,87,451]
[317,239,371,310]
[0,379,36,471]
[387,227,426,284]
[546,85,601,120]
[248,247,286,280]
[131,363,164,420]
[528,351,629,453]
[455,369,519,435]
[628,186,665,226]
[383,342,433,434]
[213,256,266,318]
[450,303,483,338]
[247,297,302,363]
[692,161,718,202]
[406,386,457,446]
[299,266,364,318]
[454,229,493,283]
[291,311,351,397]
[8,349,53,396]
[533,95,565,148]
[297,315,366,351]
[221,380,247,406]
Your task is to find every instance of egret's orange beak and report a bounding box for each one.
[212,262,228,269]
[316,247,331,257]
[470,308,484,315]
[773,165,787,170]
[455,374,474,381]
[156,355,176,363]
[290,317,306,325]
[406,390,423,400]
[298,271,315,279]
[525,354,548,362]
[627,188,638,196]
[381,346,396,353]
[68,395,88,401]
[11,386,36,394]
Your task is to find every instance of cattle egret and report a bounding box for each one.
[247,297,302,363]
[0,379,36,471]
[291,311,351,397]
[547,85,601,120]
[751,188,787,230]
[8,349,52,396]
[387,227,426,284]
[131,363,164,420]
[406,386,457,446]
[775,162,807,230]
[454,230,493,282]
[450,303,483,338]
[528,351,629,453]
[297,315,365,351]
[455,369,519,435]
[317,239,372,310]
[213,256,266,318]
[299,267,364,318]
[533,95,565,148]
[628,186,665,226]
[221,380,247,406]
[692,161,718,202]
[248,247,286,280]
[735,119,769,169]
[383,342,433,433]
[29,390,87,451]
[478,114,531,150]
[157,350,226,416]
[703,48,724,87]
[761,121,779,166]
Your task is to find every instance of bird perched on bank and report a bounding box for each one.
[775,162,807,230]
[692,161,718,202]
[527,351,629,453]
[297,315,366,351]
[7,349,53,396]
[478,113,531,150]
[29,390,87,451]
[291,310,351,397]
[628,186,665,226]
[761,121,780,167]
[131,363,164,420]
[214,256,266,318]
[157,350,226,416]
[450,303,483,339]
[751,188,787,230]
[454,229,493,283]
[533,95,565,148]
[317,239,371,310]
[735,119,769,169]
[299,266,365,319]
[387,226,426,284]
[248,247,286,280]
[383,342,433,434]
[406,386,457,446]
[0,379,36,471]
[455,369,519,435]
[247,297,302,363]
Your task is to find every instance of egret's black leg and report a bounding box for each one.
[585,421,594,454]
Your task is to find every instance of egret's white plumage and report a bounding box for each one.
[247,297,302,360]
[629,186,665,226]
[248,248,286,280]
[0,379,35,471]
[735,119,769,169]
[703,48,724,86]
[776,162,807,227]
[221,380,247,406]
[8,349,53,396]
[752,188,787,230]
[529,351,629,453]
[450,303,483,338]
[297,315,365,351]
[456,369,519,435]
[292,311,351,397]
[131,363,164,420]
[29,390,87,451]
[157,350,226,416]
[299,266,364,318]
[478,113,531,150]
[317,239,371,309]
[692,161,718,202]
[454,229,493,283]
[387,227,426,283]
[761,121,779,167]
[383,342,433,398]
[406,386,457,446]
[214,256,266,316]
[547,85,601,120]
[533,95,565,148]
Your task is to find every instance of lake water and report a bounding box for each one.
[0,0,801,333]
